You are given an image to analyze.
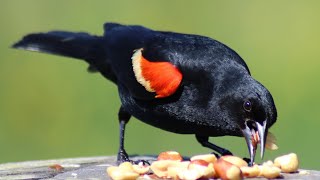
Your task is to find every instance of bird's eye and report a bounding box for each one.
[243,100,252,112]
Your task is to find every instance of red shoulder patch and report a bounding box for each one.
[132,48,182,98]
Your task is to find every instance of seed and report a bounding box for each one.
[240,165,260,178]
[258,164,281,179]
[274,153,299,173]
[167,166,188,180]
[132,164,150,175]
[214,159,242,180]
[107,166,139,180]
[150,160,188,178]
[190,154,217,163]
[177,169,202,180]
[118,162,134,171]
[220,155,248,168]
[188,160,215,178]
[265,132,278,150]
[157,151,183,161]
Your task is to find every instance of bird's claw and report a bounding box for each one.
[131,159,150,166]
[210,150,232,159]
[117,149,130,164]
[117,150,150,165]
[221,150,233,156]
[210,152,221,158]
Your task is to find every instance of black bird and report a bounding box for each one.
[12,23,277,166]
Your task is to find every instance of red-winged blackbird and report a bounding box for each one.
[12,23,277,166]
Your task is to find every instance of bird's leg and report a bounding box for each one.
[117,106,150,165]
[196,135,233,157]
[117,106,131,164]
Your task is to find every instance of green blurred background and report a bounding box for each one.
[1,0,319,170]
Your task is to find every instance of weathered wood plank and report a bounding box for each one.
[0,156,318,180]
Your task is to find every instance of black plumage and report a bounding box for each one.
[12,23,277,165]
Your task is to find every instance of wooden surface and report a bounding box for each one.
[0,156,318,179]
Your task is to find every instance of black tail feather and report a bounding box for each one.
[12,31,103,61]
[12,31,117,82]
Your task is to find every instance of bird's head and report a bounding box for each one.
[219,73,277,166]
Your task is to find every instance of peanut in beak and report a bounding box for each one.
[252,131,278,152]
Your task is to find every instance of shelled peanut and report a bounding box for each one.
[151,151,186,178]
[274,153,299,173]
[107,162,140,180]
[258,163,281,179]
[214,158,242,180]
[240,165,260,178]
[220,155,248,168]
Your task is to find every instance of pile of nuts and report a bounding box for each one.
[107,151,299,180]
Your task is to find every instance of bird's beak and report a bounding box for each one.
[241,120,267,166]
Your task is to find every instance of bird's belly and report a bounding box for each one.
[118,84,242,137]
[124,104,242,137]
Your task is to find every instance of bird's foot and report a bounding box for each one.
[117,149,150,165]
[117,149,130,164]
[210,150,232,159]
[131,159,150,166]
[210,152,221,158]
[221,149,233,156]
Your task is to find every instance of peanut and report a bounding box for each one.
[189,159,209,167]
[190,154,217,163]
[150,160,188,178]
[157,151,183,161]
[118,162,134,171]
[107,166,139,180]
[168,166,188,180]
[167,161,190,179]
[258,164,281,179]
[240,165,260,178]
[274,153,299,173]
[252,131,278,150]
[265,132,278,150]
[220,155,248,168]
[262,160,274,167]
[214,159,242,180]
[132,164,150,175]
[188,160,215,178]
[177,169,202,180]
[138,174,158,180]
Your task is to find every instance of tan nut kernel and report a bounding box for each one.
[166,161,190,179]
[189,159,209,167]
[220,155,248,168]
[190,154,217,163]
[140,174,158,180]
[118,162,134,171]
[258,164,281,179]
[214,159,242,180]
[188,160,215,178]
[157,151,183,161]
[168,166,188,180]
[150,160,186,178]
[178,169,202,180]
[178,161,191,168]
[240,165,260,178]
[266,132,278,150]
[150,160,172,178]
[132,164,150,175]
[107,166,139,180]
[274,153,299,173]
[262,160,274,167]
